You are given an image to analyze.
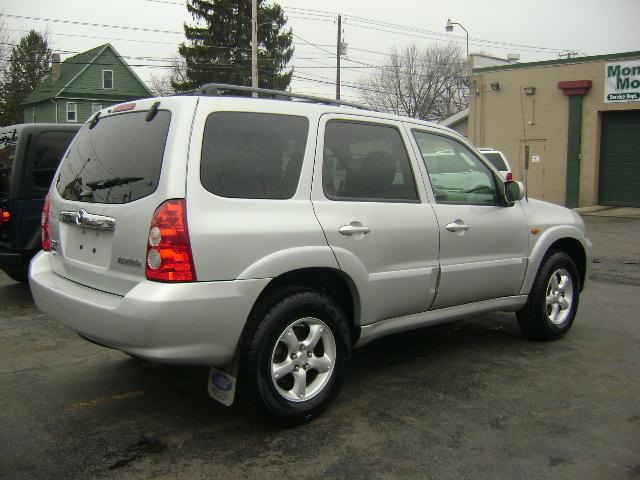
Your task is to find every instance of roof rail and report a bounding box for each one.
[190,83,373,111]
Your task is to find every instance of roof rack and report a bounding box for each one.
[188,83,373,111]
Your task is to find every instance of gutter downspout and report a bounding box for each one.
[50,97,58,124]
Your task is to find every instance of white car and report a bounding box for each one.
[478,148,513,181]
[29,84,591,424]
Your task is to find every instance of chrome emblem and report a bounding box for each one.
[76,209,87,226]
[118,257,142,268]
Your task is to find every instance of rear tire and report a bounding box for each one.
[517,251,580,341]
[239,288,351,425]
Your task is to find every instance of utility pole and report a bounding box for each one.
[251,0,258,97]
[336,14,341,100]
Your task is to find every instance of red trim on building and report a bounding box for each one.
[558,80,593,96]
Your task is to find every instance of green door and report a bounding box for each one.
[598,110,640,207]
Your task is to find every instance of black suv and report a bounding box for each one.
[0,123,80,282]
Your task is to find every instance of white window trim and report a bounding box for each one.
[102,70,114,89]
[91,103,103,114]
[66,102,77,123]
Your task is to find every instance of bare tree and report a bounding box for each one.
[0,17,14,83]
[357,43,468,122]
[148,56,188,96]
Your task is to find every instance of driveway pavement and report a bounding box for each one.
[1,216,638,480]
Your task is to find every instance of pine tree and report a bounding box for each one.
[173,0,293,92]
[0,30,51,126]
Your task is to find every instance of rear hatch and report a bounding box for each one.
[48,97,198,295]
[0,127,19,248]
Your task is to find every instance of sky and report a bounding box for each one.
[1,0,639,102]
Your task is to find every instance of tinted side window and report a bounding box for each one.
[412,130,498,205]
[0,132,18,195]
[56,111,171,204]
[32,131,77,189]
[323,121,418,202]
[200,112,309,199]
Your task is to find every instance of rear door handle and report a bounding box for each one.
[339,225,371,236]
[445,222,470,232]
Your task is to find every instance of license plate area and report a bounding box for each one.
[60,225,113,268]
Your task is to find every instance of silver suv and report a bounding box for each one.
[30,84,592,424]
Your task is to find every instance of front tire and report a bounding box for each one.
[517,251,580,341]
[239,289,351,425]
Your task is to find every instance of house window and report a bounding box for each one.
[66,103,77,123]
[102,70,113,89]
[92,103,103,114]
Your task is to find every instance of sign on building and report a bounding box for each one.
[605,59,640,103]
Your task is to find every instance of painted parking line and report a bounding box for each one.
[71,389,145,410]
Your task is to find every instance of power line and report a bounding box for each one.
[345,15,563,53]
[2,8,567,67]
[280,5,565,53]
[135,1,566,55]
[0,13,184,35]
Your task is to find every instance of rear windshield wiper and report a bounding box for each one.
[86,176,144,190]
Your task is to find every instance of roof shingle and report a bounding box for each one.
[22,44,108,105]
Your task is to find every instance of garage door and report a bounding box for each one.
[598,110,640,207]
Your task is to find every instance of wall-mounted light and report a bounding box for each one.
[524,86,536,95]
[490,82,500,91]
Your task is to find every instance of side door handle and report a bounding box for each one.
[339,224,371,236]
[445,221,470,232]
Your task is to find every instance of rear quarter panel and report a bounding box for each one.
[185,98,337,282]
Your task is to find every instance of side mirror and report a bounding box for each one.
[505,180,526,202]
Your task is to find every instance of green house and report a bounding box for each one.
[22,44,152,124]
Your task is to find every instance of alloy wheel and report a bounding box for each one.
[545,268,574,325]
[270,317,336,402]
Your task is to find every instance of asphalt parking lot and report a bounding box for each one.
[1,215,639,480]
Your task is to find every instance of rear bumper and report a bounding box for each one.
[0,250,30,271]
[29,251,270,366]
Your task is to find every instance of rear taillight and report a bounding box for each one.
[41,194,51,251]
[0,208,9,226]
[145,199,196,282]
[506,172,513,181]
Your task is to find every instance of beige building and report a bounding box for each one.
[468,51,640,207]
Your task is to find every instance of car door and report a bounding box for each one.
[311,114,440,326]
[409,128,529,309]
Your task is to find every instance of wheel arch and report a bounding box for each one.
[546,237,587,291]
[240,267,362,350]
[522,226,589,295]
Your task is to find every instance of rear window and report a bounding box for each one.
[483,152,508,171]
[32,131,77,189]
[56,110,171,204]
[200,112,309,199]
[0,130,18,195]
